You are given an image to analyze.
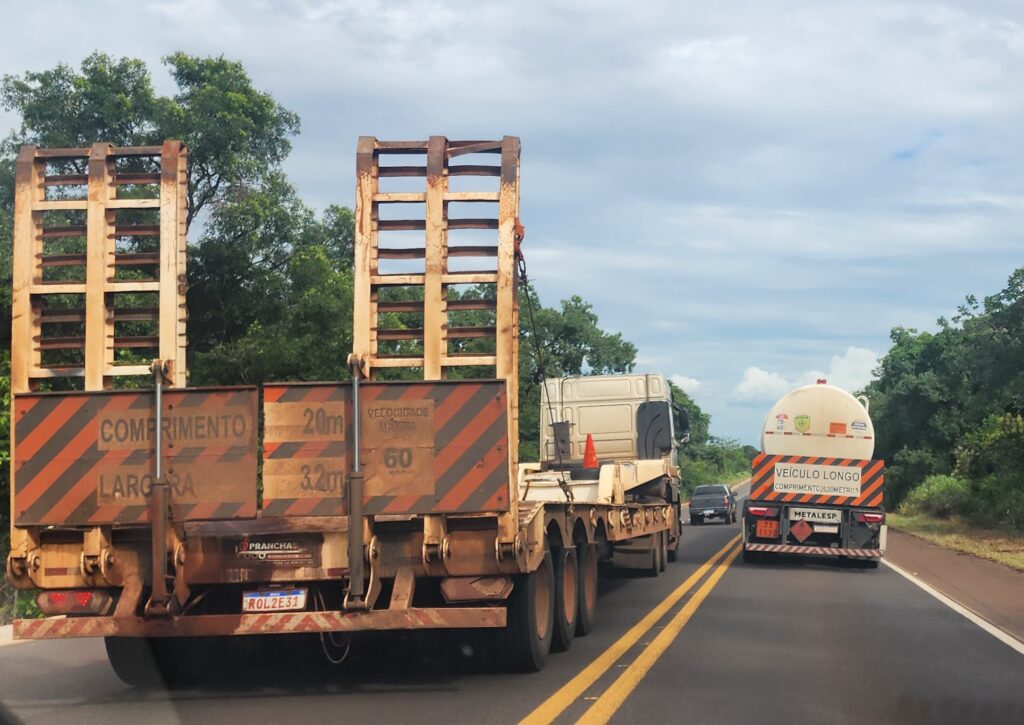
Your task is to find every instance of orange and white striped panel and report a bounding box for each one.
[13,388,259,525]
[749,453,885,508]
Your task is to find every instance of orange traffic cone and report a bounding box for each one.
[582,433,599,469]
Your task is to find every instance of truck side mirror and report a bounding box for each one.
[674,405,691,444]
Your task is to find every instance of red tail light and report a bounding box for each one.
[855,512,885,524]
[723,496,730,505]
[747,505,779,517]
[36,590,113,615]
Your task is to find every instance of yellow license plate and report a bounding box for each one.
[756,520,779,538]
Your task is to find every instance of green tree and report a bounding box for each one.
[669,381,709,446]
[1,52,299,225]
[668,381,753,495]
[519,289,638,459]
[867,268,1024,529]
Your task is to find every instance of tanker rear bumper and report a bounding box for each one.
[14,606,506,640]
[743,542,883,558]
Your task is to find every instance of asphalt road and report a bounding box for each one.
[1,499,1022,724]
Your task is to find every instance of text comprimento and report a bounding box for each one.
[773,462,862,497]
[97,411,252,450]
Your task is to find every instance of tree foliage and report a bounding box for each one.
[518,289,638,460]
[866,268,1024,529]
[668,381,754,495]
[0,52,299,225]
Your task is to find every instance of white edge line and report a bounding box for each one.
[882,558,1024,656]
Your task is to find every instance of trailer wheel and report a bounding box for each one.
[576,543,598,636]
[552,547,578,652]
[105,637,176,688]
[502,551,555,672]
[667,506,680,562]
[741,548,761,564]
[646,535,662,577]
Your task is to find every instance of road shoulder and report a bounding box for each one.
[886,529,1024,644]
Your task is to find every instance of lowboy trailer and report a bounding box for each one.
[7,137,680,680]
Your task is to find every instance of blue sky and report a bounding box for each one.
[3,0,1022,443]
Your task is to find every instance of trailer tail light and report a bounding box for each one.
[36,590,113,615]
[747,505,779,518]
[855,512,886,524]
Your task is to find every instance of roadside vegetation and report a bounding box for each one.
[670,383,757,498]
[866,269,1024,536]
[886,513,1024,572]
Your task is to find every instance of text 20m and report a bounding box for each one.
[303,407,344,436]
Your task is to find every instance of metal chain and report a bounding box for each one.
[516,247,574,503]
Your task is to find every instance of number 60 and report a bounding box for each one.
[384,447,413,467]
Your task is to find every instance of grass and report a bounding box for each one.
[887,512,1024,572]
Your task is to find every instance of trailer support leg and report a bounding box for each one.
[144,360,179,616]
[344,358,368,610]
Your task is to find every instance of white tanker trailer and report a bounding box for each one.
[742,380,887,567]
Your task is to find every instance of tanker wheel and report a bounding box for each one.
[105,637,180,688]
[552,547,578,652]
[501,551,555,672]
[658,531,668,572]
[576,542,598,636]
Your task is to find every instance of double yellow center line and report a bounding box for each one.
[522,535,742,725]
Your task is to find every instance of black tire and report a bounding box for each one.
[691,516,701,526]
[741,548,760,564]
[667,530,679,563]
[552,548,578,652]
[501,552,555,672]
[105,637,175,688]
[658,531,667,572]
[646,535,662,577]
[576,543,598,636]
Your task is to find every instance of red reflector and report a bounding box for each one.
[36,589,112,615]
[747,505,778,517]
[856,512,885,524]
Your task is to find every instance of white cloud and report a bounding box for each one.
[671,374,702,393]
[731,347,879,403]
[732,367,794,404]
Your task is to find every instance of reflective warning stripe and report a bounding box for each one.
[13,607,507,640]
[13,388,258,526]
[262,380,511,516]
[745,543,883,557]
